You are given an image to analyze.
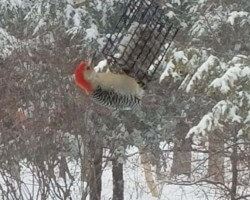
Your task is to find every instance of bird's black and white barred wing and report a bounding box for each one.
[91,86,141,110]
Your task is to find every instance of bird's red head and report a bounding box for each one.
[74,60,92,94]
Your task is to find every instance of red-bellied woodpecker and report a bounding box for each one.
[74,61,144,110]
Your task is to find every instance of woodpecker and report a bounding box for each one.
[74,60,144,110]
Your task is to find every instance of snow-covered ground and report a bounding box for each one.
[0,147,222,200]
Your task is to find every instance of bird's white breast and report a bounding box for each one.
[91,72,144,97]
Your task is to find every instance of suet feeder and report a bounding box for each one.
[102,0,179,86]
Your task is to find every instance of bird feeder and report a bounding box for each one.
[102,0,179,86]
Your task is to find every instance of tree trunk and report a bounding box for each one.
[81,137,103,200]
[89,143,103,200]
[81,142,88,200]
[208,130,224,182]
[230,128,238,200]
[171,120,192,177]
[112,160,124,200]
[139,149,159,197]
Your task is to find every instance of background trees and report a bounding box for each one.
[0,0,249,199]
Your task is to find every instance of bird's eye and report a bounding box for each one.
[86,66,90,70]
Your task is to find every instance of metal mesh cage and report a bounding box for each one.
[102,0,179,86]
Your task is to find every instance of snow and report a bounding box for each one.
[198,0,207,4]
[33,19,46,35]
[94,59,108,72]
[1,0,250,199]
[229,105,242,123]
[172,0,181,6]
[65,4,75,19]
[73,10,82,27]
[166,11,175,19]
[186,55,218,92]
[186,113,213,140]
[0,28,18,58]
[190,20,206,37]
[228,11,249,25]
[238,91,250,107]
[159,60,176,82]
[67,0,87,5]
[244,110,250,124]
[0,147,223,200]
[187,100,242,142]
[85,24,99,40]
[209,65,250,94]
[0,0,23,9]
[174,51,188,63]
[12,0,22,7]
[66,27,80,36]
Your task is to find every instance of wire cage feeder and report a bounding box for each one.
[102,0,179,86]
